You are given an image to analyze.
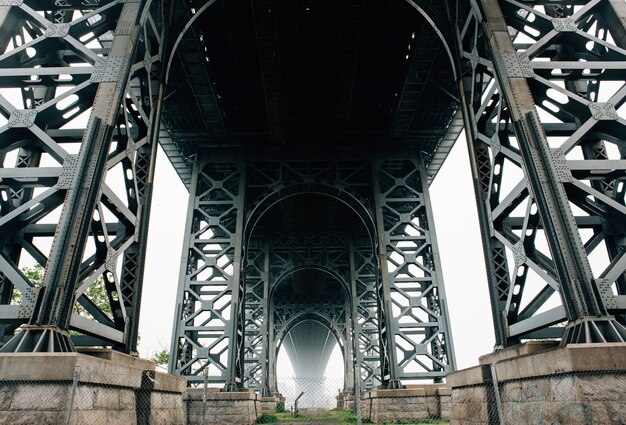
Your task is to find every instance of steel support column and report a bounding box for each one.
[372,159,456,386]
[456,0,626,344]
[169,158,247,388]
[349,238,382,390]
[0,0,165,352]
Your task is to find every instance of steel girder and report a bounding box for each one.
[0,0,167,353]
[456,0,626,346]
[242,238,270,393]
[349,237,383,390]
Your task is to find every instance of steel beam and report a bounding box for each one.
[372,158,456,386]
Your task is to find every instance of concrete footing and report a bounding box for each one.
[336,391,355,411]
[0,351,186,425]
[361,384,451,423]
[258,393,284,414]
[447,342,626,425]
[185,388,258,425]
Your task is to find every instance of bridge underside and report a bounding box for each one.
[0,0,624,398]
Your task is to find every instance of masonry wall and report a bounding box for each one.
[185,388,258,425]
[0,351,186,425]
[447,342,626,425]
[361,385,451,423]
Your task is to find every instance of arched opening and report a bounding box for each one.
[276,319,345,410]
[164,0,461,392]
[272,267,348,409]
[244,191,374,397]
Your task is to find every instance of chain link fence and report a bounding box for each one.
[276,376,344,411]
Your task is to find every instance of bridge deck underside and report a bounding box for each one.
[162,0,459,184]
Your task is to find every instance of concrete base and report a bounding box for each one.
[362,384,451,423]
[0,351,186,425]
[336,391,355,411]
[185,388,258,425]
[447,342,626,425]
[258,394,283,414]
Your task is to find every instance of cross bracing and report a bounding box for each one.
[0,0,623,397]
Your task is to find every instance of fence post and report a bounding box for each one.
[294,391,304,416]
[201,367,208,425]
[66,365,80,425]
[490,364,505,425]
[355,382,362,425]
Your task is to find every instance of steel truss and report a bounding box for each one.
[456,0,626,347]
[168,159,246,387]
[0,0,167,353]
[170,159,455,388]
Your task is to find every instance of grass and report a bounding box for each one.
[257,409,449,424]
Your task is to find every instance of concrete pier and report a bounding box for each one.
[0,351,186,424]
[447,342,626,425]
[361,384,451,423]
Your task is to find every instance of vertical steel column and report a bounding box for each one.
[169,160,200,377]
[1,1,144,352]
[169,158,247,387]
[118,0,171,354]
[343,292,355,392]
[349,240,365,394]
[372,159,456,386]
[455,0,626,345]
[419,159,457,375]
[261,241,272,395]
[371,164,401,388]
[479,0,626,342]
[349,237,382,390]
[455,0,562,346]
[243,239,275,394]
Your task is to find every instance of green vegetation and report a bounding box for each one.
[276,401,286,413]
[152,349,169,366]
[13,265,111,316]
[259,409,448,424]
[257,413,279,423]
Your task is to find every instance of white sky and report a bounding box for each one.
[138,133,495,373]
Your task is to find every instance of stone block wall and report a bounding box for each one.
[499,372,626,425]
[257,395,280,414]
[150,390,186,424]
[449,384,491,424]
[185,388,258,425]
[335,391,355,411]
[361,385,451,423]
[0,352,186,425]
[0,382,72,424]
[447,342,626,425]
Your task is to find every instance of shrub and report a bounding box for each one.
[256,414,278,423]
